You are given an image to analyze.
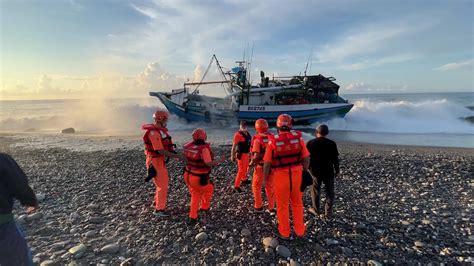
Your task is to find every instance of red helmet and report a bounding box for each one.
[153,110,169,123]
[255,118,269,133]
[276,114,293,128]
[192,128,207,141]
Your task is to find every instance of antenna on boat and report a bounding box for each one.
[248,42,254,85]
[304,52,311,76]
[243,43,248,64]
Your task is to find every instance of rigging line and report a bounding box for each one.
[214,55,230,94]
[191,55,215,95]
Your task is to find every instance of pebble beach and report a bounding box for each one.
[1,133,473,265]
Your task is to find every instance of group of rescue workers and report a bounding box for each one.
[0,109,338,264]
[142,110,337,240]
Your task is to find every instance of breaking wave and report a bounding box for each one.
[323,99,474,134]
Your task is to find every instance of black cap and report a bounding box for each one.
[240,120,247,126]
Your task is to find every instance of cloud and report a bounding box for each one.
[339,53,417,71]
[316,25,410,63]
[435,60,473,71]
[69,0,84,11]
[37,74,72,95]
[313,17,433,70]
[106,0,328,70]
[38,74,53,92]
[193,64,204,82]
[344,82,408,93]
[130,3,158,19]
[1,61,193,99]
[137,62,185,90]
[0,82,35,100]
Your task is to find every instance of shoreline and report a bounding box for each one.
[1,131,473,153]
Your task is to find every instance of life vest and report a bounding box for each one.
[251,132,272,165]
[236,130,252,154]
[183,141,214,174]
[142,124,175,157]
[269,130,303,168]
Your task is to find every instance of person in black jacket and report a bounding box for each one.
[0,152,38,265]
[306,124,339,219]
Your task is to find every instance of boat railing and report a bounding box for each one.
[184,80,231,86]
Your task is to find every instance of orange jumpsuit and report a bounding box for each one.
[264,131,310,238]
[145,129,171,211]
[233,130,251,188]
[183,145,214,219]
[251,132,274,210]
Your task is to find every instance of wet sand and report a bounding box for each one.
[1,133,473,264]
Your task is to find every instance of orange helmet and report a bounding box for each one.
[276,114,293,128]
[153,110,169,122]
[255,118,269,133]
[192,128,207,141]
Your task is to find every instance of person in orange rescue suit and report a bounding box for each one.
[142,110,184,217]
[183,128,227,224]
[231,120,252,192]
[263,114,310,240]
[249,118,275,214]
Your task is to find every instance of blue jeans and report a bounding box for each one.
[0,221,32,266]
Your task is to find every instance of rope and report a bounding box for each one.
[191,56,214,95]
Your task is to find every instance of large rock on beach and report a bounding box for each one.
[60,127,75,134]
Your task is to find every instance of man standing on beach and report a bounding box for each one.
[231,120,252,192]
[183,128,227,224]
[249,118,275,213]
[142,110,184,217]
[263,114,310,240]
[306,124,339,219]
[0,153,38,265]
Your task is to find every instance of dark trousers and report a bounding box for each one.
[0,221,32,266]
[310,176,335,217]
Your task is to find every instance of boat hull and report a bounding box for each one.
[238,103,353,124]
[152,92,353,125]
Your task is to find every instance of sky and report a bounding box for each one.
[0,0,473,100]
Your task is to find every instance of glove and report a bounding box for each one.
[145,165,157,182]
[300,170,313,192]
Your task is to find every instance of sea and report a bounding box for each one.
[1,92,473,148]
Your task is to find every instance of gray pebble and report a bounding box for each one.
[101,243,120,254]
[262,237,279,248]
[195,232,208,242]
[276,245,291,258]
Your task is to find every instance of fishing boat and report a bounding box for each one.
[150,55,353,125]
